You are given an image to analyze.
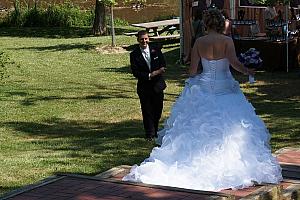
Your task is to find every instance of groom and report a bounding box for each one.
[130,30,167,141]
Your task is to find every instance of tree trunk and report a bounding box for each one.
[93,0,106,36]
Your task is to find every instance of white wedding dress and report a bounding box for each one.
[123,58,283,191]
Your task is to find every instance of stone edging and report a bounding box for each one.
[0,175,65,200]
[95,164,300,200]
[95,165,131,179]
[274,147,300,155]
[240,184,282,200]
[94,165,235,200]
[282,183,300,200]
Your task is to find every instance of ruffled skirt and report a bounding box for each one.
[123,75,282,191]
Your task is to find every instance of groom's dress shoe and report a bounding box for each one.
[145,135,154,141]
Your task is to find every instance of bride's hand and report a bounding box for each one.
[247,68,255,76]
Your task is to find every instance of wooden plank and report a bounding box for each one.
[131,18,179,29]
[124,29,159,36]
[149,34,180,41]
[124,32,138,36]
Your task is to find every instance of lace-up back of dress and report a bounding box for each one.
[197,57,237,94]
[201,58,232,80]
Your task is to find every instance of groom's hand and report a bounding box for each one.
[159,67,166,74]
[151,67,166,77]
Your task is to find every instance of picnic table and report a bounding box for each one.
[125,18,180,41]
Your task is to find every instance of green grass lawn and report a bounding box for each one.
[0,27,299,196]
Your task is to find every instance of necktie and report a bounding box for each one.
[144,50,151,70]
[145,50,150,62]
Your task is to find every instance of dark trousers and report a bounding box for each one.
[138,90,164,138]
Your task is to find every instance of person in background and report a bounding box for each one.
[222,10,232,36]
[264,2,277,21]
[275,1,284,21]
[290,7,297,20]
[130,30,167,141]
[184,9,205,65]
[264,1,278,39]
[290,7,297,32]
[191,9,205,47]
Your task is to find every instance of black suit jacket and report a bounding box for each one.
[130,44,166,94]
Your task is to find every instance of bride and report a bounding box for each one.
[123,8,282,192]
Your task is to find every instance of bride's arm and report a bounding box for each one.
[225,38,255,76]
[189,40,201,76]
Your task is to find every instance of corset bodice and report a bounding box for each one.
[187,58,239,95]
[201,58,232,80]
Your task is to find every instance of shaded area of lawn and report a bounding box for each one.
[241,72,300,150]
[0,26,138,38]
[0,117,155,194]
[9,43,97,52]
[2,117,150,164]
[0,27,94,38]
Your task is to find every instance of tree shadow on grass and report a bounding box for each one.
[245,73,300,117]
[8,42,97,52]
[2,117,154,173]
[0,26,139,38]
[0,117,156,197]
[4,84,138,106]
[238,72,300,149]
[0,27,94,38]
[101,65,132,75]
[5,91,28,96]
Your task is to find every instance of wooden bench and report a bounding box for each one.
[149,34,180,41]
[123,30,160,37]
[124,32,138,36]
[165,26,180,35]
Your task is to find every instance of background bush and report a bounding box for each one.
[113,17,129,26]
[0,2,94,27]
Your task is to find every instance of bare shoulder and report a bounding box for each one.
[197,35,209,42]
[195,35,211,47]
[199,34,232,42]
[222,35,234,45]
[220,34,232,41]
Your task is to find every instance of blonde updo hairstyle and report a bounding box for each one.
[203,8,225,33]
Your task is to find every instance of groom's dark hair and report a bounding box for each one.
[137,30,148,38]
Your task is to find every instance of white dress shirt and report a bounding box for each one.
[140,45,151,71]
